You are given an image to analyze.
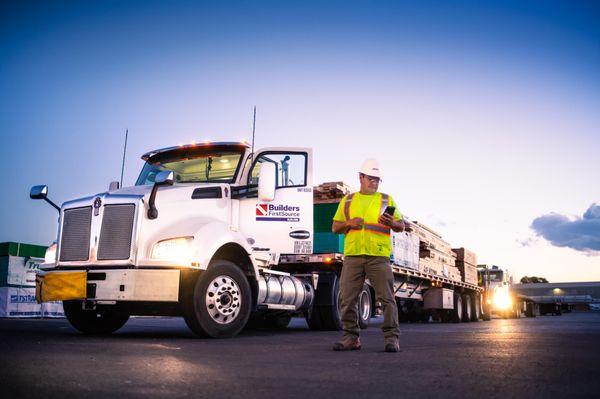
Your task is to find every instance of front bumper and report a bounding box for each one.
[36,269,181,303]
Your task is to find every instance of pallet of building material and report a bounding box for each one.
[445,265,462,282]
[452,247,478,266]
[411,223,452,253]
[455,260,478,285]
[419,257,443,276]
[391,231,419,270]
[313,182,353,204]
[419,248,456,266]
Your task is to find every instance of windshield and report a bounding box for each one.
[136,146,245,185]
[488,271,504,282]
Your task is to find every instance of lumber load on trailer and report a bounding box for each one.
[452,247,478,285]
[313,181,353,204]
[409,221,459,281]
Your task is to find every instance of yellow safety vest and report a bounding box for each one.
[341,192,394,257]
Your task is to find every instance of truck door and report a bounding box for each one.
[238,148,313,255]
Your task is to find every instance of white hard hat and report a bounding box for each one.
[359,158,382,178]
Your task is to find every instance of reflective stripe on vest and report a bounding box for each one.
[343,193,355,220]
[343,192,391,236]
[364,223,391,235]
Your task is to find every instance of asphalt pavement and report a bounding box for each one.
[1,312,599,399]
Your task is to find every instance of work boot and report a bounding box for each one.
[384,340,400,353]
[332,337,361,351]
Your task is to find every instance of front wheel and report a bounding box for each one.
[63,301,129,335]
[183,260,252,338]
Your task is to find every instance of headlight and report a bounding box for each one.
[44,242,57,264]
[151,236,194,263]
[492,287,512,310]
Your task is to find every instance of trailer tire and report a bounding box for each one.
[307,273,342,331]
[183,260,252,338]
[462,294,473,322]
[358,284,372,330]
[63,301,129,335]
[525,302,536,318]
[451,293,463,323]
[470,294,481,321]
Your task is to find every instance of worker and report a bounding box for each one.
[331,158,405,352]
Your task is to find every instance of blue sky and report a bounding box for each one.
[1,1,599,281]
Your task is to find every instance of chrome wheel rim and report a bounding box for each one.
[359,290,371,320]
[206,275,241,324]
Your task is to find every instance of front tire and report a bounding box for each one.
[63,301,129,335]
[183,260,251,338]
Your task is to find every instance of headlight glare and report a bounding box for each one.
[151,236,194,264]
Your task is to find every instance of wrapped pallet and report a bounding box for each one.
[0,242,64,318]
[391,231,419,270]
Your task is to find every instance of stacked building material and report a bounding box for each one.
[410,222,459,280]
[0,242,64,318]
[391,231,419,270]
[452,247,478,285]
[313,181,353,204]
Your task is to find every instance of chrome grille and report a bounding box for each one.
[97,204,135,260]
[59,207,92,261]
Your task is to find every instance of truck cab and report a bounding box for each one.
[33,142,317,337]
[478,264,529,318]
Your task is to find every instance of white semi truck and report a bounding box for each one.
[32,142,482,337]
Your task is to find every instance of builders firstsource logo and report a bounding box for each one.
[256,204,300,222]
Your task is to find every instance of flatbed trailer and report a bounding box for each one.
[277,252,484,330]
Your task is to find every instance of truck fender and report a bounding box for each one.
[192,221,259,282]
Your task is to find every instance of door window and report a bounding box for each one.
[249,152,307,188]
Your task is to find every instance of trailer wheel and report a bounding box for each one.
[358,284,372,330]
[462,294,473,322]
[183,260,251,338]
[63,301,129,335]
[525,302,536,317]
[306,273,342,331]
[451,293,463,323]
[470,294,481,321]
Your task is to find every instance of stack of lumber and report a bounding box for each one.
[313,182,353,204]
[452,247,478,285]
[411,222,459,281]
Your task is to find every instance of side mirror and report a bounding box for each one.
[155,171,174,185]
[258,162,276,201]
[108,181,120,191]
[30,185,48,199]
[29,185,60,212]
[147,171,175,219]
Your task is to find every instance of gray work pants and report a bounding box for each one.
[339,255,400,343]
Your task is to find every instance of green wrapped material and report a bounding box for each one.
[314,203,340,233]
[0,242,47,258]
[313,232,344,254]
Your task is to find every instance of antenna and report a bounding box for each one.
[120,128,128,187]
[251,106,256,161]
